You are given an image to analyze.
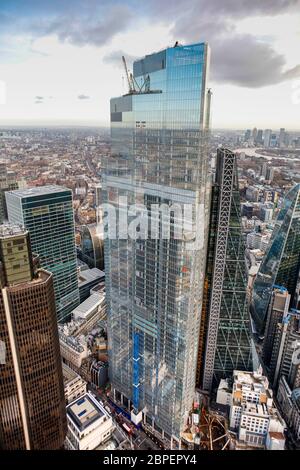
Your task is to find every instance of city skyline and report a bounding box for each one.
[0,1,300,129]
[1,1,300,455]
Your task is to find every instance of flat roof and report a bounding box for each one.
[62,363,81,386]
[0,224,27,238]
[243,402,268,416]
[90,282,105,294]
[72,293,103,319]
[59,330,85,352]
[77,258,89,269]
[6,185,71,198]
[6,268,52,291]
[78,268,105,285]
[67,394,104,431]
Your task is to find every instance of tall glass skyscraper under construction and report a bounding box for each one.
[251,183,300,334]
[103,42,211,445]
[197,148,252,392]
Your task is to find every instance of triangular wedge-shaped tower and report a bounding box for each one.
[198,148,253,392]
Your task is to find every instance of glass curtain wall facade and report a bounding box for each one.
[199,149,252,392]
[104,43,211,443]
[5,186,80,322]
[79,224,104,270]
[251,183,300,334]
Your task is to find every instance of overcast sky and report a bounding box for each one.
[0,0,299,129]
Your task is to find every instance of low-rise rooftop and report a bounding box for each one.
[0,224,27,238]
[62,362,81,386]
[78,268,105,285]
[72,292,104,320]
[67,393,105,431]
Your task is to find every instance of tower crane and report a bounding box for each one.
[122,55,135,94]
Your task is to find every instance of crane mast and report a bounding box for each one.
[122,55,135,94]
[121,55,161,95]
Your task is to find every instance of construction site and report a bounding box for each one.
[181,403,235,451]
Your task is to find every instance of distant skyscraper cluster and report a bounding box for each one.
[243,127,292,148]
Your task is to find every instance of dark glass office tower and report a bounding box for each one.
[104,42,211,445]
[0,225,66,449]
[251,183,300,334]
[5,185,80,322]
[198,148,252,392]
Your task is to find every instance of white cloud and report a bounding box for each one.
[0,23,173,125]
[0,14,299,129]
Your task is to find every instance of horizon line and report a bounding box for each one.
[1,123,300,132]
